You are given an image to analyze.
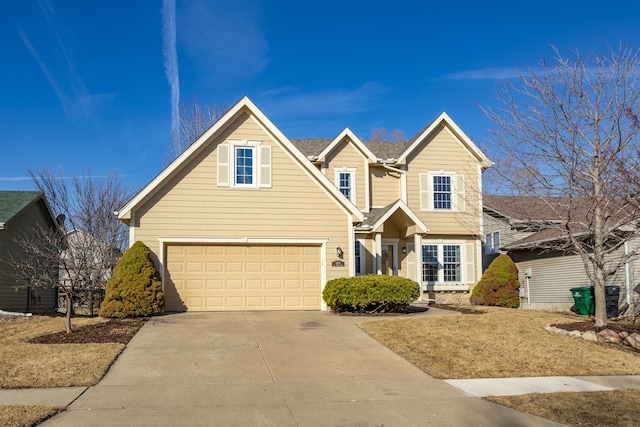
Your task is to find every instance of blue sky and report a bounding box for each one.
[2,0,640,192]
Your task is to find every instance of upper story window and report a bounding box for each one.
[334,168,356,203]
[235,146,255,186]
[485,231,500,255]
[339,172,352,200]
[419,172,464,212]
[433,175,451,209]
[217,140,271,189]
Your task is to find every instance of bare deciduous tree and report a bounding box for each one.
[9,168,132,332]
[484,43,640,326]
[167,97,228,163]
[369,127,407,142]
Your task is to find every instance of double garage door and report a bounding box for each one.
[164,244,322,311]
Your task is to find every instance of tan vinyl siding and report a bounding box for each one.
[0,201,57,313]
[370,166,400,207]
[133,112,352,286]
[406,124,481,235]
[324,139,367,210]
[512,246,630,311]
[360,236,375,275]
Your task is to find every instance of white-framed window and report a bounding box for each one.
[334,168,356,202]
[234,146,255,186]
[422,243,462,283]
[419,172,465,212]
[217,140,271,188]
[485,231,500,255]
[433,175,451,209]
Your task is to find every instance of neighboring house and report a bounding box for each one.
[0,191,58,313]
[116,97,492,312]
[482,195,636,311]
[58,229,121,314]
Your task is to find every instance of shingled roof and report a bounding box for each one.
[290,138,409,160]
[0,191,45,226]
[483,195,599,250]
[483,195,567,222]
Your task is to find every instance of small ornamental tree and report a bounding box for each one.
[99,241,165,318]
[471,254,520,308]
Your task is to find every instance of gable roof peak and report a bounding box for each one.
[116,96,363,222]
[399,112,492,168]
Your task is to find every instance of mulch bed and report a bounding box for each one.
[28,318,147,344]
[430,303,485,314]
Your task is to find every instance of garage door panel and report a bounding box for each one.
[206,279,223,290]
[187,246,204,255]
[206,262,223,273]
[265,279,282,290]
[165,244,321,311]
[246,279,263,290]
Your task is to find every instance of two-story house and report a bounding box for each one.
[116,97,491,311]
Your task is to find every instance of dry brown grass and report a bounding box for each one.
[0,315,124,388]
[359,306,640,379]
[487,389,640,427]
[0,404,61,427]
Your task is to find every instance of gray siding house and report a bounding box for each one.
[482,195,636,311]
[0,191,58,313]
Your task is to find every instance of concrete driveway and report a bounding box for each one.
[43,311,561,426]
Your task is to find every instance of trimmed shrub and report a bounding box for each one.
[99,241,165,318]
[322,275,420,314]
[471,254,520,308]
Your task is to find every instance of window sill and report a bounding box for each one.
[423,284,469,291]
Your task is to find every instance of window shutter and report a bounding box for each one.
[260,146,272,188]
[455,174,465,211]
[465,243,475,284]
[419,173,430,211]
[217,144,230,186]
[407,243,415,281]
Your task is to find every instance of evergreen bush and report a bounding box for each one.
[471,254,520,308]
[99,241,166,318]
[322,275,420,313]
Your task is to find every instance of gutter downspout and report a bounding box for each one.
[624,241,631,305]
[381,163,405,174]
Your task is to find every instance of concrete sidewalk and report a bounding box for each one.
[446,375,640,397]
[3,375,639,406]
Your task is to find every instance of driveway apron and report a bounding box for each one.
[42,312,562,426]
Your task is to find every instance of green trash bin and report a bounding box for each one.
[570,286,595,315]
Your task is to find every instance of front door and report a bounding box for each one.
[381,243,397,276]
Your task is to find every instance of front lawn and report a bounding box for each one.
[360,306,640,427]
[360,306,639,379]
[0,315,144,426]
[0,315,125,388]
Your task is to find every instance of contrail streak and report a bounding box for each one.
[162,0,180,140]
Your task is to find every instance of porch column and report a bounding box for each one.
[414,233,423,299]
[375,233,382,274]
